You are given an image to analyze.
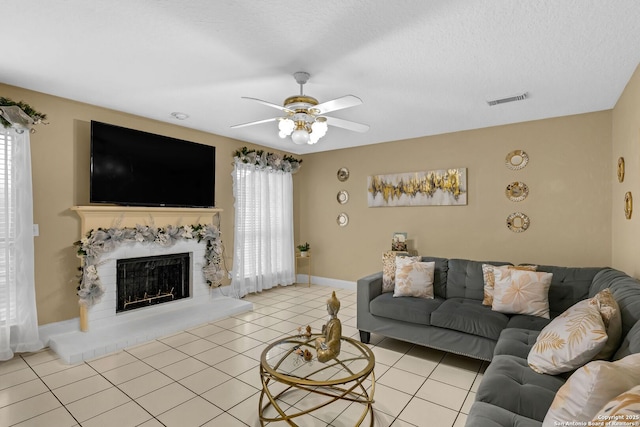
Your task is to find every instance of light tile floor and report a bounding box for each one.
[0,284,487,427]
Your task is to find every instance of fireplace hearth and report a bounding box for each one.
[117,253,190,312]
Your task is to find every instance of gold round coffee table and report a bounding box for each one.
[259,334,375,426]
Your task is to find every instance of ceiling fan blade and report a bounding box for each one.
[312,95,363,115]
[230,117,278,129]
[325,116,370,133]
[242,97,294,114]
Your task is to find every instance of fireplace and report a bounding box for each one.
[117,253,191,313]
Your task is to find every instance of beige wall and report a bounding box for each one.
[612,64,640,277]
[1,79,624,326]
[297,111,613,282]
[0,83,287,325]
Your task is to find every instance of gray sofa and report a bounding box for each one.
[356,257,640,426]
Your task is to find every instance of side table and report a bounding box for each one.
[295,253,311,287]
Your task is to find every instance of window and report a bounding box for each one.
[0,131,15,325]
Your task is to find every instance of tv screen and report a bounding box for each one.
[90,121,215,208]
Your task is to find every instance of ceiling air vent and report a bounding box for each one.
[487,92,528,106]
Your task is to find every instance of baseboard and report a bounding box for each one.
[296,275,356,291]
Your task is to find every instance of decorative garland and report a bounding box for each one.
[0,97,47,129]
[233,146,302,173]
[74,224,224,307]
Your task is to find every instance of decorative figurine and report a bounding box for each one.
[305,325,312,338]
[315,291,342,362]
[303,349,313,361]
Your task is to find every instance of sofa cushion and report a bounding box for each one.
[591,288,622,360]
[482,264,538,306]
[466,401,542,427]
[532,264,602,318]
[430,298,509,340]
[420,256,449,298]
[494,328,541,359]
[369,292,444,325]
[506,315,551,331]
[527,299,608,375]
[614,318,640,360]
[590,268,640,338]
[492,268,552,319]
[476,354,566,422]
[543,353,640,425]
[393,258,435,299]
[447,259,512,301]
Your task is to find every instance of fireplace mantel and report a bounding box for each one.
[71,205,223,234]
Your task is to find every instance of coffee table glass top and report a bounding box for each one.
[261,335,375,386]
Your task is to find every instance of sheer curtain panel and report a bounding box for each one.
[231,161,295,298]
[0,129,42,361]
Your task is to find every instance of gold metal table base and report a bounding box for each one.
[259,335,375,426]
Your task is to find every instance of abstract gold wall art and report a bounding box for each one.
[367,168,467,207]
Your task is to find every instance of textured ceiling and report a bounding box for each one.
[3,1,640,154]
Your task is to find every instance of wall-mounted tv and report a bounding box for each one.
[90,121,215,208]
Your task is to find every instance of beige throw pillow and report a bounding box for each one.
[382,251,411,293]
[591,288,623,360]
[543,353,640,425]
[528,299,608,375]
[492,267,552,318]
[591,384,640,422]
[393,257,435,299]
[482,264,537,306]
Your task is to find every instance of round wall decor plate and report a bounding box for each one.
[337,190,349,204]
[505,150,529,170]
[505,181,529,202]
[506,212,530,233]
[337,212,349,227]
[337,167,350,182]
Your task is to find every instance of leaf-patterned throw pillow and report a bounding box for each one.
[543,353,640,425]
[591,384,640,423]
[528,299,608,375]
[491,267,552,318]
[392,257,435,299]
[382,251,411,293]
[482,264,537,306]
[591,288,623,360]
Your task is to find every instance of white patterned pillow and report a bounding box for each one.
[591,384,640,422]
[528,299,607,375]
[543,353,640,425]
[591,288,622,360]
[492,267,552,318]
[482,264,537,306]
[393,257,435,299]
[382,251,411,293]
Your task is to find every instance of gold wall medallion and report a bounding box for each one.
[505,150,529,170]
[337,167,349,182]
[625,191,633,219]
[337,190,349,204]
[506,212,530,232]
[506,181,529,202]
[617,157,625,183]
[337,212,349,227]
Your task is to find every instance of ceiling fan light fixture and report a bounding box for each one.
[278,118,294,138]
[291,128,310,145]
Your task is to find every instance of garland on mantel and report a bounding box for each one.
[74,224,224,307]
[233,147,302,173]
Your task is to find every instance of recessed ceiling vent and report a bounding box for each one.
[487,92,528,106]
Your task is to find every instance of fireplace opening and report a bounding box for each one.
[116,253,191,313]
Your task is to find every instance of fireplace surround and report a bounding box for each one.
[44,206,252,364]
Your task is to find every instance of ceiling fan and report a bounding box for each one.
[231,72,369,145]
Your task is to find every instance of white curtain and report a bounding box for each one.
[230,160,295,298]
[0,129,42,361]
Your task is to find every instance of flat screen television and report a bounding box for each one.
[90,121,215,208]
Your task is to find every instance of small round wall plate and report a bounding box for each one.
[625,191,633,220]
[337,212,349,227]
[618,157,625,183]
[337,190,349,204]
[506,212,530,233]
[505,181,529,202]
[337,167,350,182]
[505,150,529,170]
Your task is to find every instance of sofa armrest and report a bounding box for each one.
[357,272,383,304]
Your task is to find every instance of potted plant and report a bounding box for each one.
[297,242,310,257]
